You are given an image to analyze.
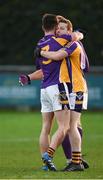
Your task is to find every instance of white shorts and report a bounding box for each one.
[69,91,88,112]
[41,84,70,112]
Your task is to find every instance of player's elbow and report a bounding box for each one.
[54,51,67,60]
[54,53,63,60]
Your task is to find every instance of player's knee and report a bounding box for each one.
[62,127,69,138]
[64,124,70,134]
[41,126,51,135]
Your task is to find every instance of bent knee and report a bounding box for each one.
[64,124,70,134]
[41,126,51,135]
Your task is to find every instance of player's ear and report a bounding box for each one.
[42,25,44,32]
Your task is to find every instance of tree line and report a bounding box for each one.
[0,0,103,65]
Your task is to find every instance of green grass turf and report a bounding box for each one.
[0,110,103,179]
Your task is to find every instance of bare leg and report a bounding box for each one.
[61,116,83,161]
[69,111,81,152]
[49,109,70,150]
[39,112,54,154]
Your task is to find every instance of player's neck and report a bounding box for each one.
[45,30,55,36]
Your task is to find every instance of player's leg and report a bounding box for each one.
[48,109,70,151]
[63,111,84,171]
[40,87,55,154]
[77,118,83,137]
[42,84,71,170]
[69,111,81,152]
[45,84,70,151]
[63,89,89,171]
[39,112,54,154]
[42,109,70,171]
[62,134,72,163]
[61,91,83,164]
[76,92,89,169]
[39,112,54,171]
[61,119,83,164]
[77,112,89,169]
[40,88,56,170]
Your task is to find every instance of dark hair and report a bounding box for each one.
[42,13,58,32]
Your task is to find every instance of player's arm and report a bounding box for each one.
[28,69,43,80]
[71,31,83,41]
[66,41,89,72]
[19,69,43,86]
[28,51,43,81]
[40,42,78,61]
[34,41,78,61]
[56,31,83,46]
[78,41,89,72]
[41,49,68,61]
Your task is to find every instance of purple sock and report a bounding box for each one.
[78,127,83,138]
[62,134,71,159]
[62,128,83,160]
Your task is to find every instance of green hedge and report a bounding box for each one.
[0,0,103,65]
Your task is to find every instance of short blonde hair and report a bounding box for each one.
[59,19,73,31]
[56,15,73,30]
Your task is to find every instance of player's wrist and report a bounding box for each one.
[19,74,31,86]
[78,32,84,40]
[26,75,31,84]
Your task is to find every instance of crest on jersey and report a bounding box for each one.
[76,92,83,100]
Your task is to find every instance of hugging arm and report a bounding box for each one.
[41,49,68,61]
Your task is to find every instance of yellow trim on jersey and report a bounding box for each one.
[59,100,69,104]
[52,37,68,46]
[42,59,52,64]
[72,152,81,156]
[72,160,80,163]
[42,45,49,51]
[75,101,83,104]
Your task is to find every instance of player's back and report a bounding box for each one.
[37,34,71,88]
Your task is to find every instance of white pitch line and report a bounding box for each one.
[0,137,38,143]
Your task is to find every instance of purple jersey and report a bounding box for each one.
[35,34,72,88]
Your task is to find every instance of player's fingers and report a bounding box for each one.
[19,80,23,86]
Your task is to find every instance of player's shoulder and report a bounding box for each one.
[65,41,77,48]
[37,35,55,47]
[37,37,44,46]
[53,34,72,41]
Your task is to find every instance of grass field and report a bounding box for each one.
[0,110,103,179]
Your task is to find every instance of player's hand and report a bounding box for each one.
[19,74,31,86]
[34,47,41,58]
[75,28,86,36]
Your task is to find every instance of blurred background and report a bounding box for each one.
[0,0,103,110]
